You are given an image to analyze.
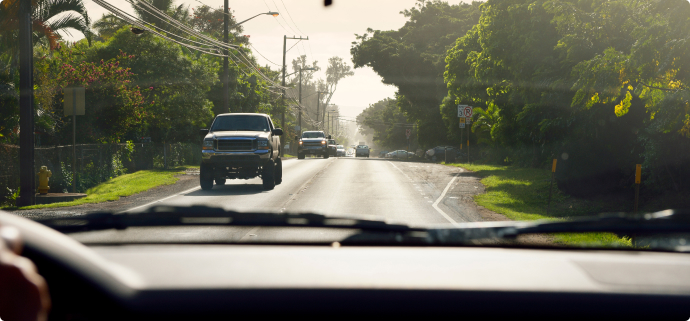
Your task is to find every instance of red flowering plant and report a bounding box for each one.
[37,45,148,144]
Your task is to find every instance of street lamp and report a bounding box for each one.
[231,11,279,28]
[223,7,279,114]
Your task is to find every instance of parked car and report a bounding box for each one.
[387,150,414,159]
[425,146,457,162]
[378,150,389,158]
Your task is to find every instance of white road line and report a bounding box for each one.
[389,161,462,226]
[432,175,461,226]
[120,186,201,213]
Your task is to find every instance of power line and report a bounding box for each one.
[249,44,281,66]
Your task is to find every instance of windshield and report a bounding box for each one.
[3,0,689,252]
[211,115,270,132]
[302,132,325,138]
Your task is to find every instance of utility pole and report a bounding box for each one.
[222,0,229,113]
[282,36,308,154]
[18,0,35,206]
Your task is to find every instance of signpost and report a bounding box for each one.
[64,87,85,193]
[458,104,474,163]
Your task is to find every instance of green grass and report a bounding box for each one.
[5,166,198,210]
[448,163,632,248]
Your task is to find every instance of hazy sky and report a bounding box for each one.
[62,0,472,119]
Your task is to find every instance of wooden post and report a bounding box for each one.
[547,159,557,215]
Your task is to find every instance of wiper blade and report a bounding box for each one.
[37,206,690,247]
[36,205,420,233]
[425,209,690,245]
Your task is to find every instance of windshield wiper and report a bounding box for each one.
[36,205,418,234]
[37,206,690,247]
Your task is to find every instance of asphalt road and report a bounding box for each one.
[70,157,487,244]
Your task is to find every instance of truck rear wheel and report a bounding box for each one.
[323,153,329,159]
[200,164,213,190]
[298,153,305,159]
[262,160,276,190]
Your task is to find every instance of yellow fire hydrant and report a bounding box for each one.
[37,166,52,194]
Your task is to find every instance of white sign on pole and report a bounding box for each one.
[457,105,468,118]
[459,117,465,128]
[463,106,473,118]
[465,117,472,124]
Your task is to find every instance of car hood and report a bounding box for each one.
[207,131,270,139]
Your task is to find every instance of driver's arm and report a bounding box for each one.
[0,226,51,321]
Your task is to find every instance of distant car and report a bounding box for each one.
[296,131,330,159]
[355,145,370,158]
[328,139,337,156]
[336,145,346,157]
[426,146,457,162]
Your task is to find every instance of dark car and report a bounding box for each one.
[355,145,370,158]
[200,113,283,191]
[425,146,457,162]
[328,139,337,156]
[296,131,330,159]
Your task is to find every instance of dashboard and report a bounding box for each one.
[2,211,689,320]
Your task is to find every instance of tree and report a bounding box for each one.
[351,0,482,147]
[0,0,91,56]
[33,44,146,144]
[84,27,217,143]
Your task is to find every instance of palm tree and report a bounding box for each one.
[471,104,501,146]
[92,13,128,41]
[0,0,91,61]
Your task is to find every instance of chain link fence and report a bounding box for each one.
[0,142,200,205]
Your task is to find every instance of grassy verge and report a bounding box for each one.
[448,163,632,248]
[5,166,198,210]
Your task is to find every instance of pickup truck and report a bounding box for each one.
[296,131,331,159]
[199,113,283,191]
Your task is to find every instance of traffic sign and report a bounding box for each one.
[465,117,472,124]
[459,117,465,128]
[405,128,411,138]
[463,106,473,118]
[457,105,468,117]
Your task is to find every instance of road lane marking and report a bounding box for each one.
[432,176,461,226]
[389,161,462,226]
[120,186,201,213]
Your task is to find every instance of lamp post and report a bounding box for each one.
[223,8,278,114]
[298,67,316,135]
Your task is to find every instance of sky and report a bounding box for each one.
[62,0,472,119]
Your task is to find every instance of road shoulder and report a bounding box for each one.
[9,172,200,220]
